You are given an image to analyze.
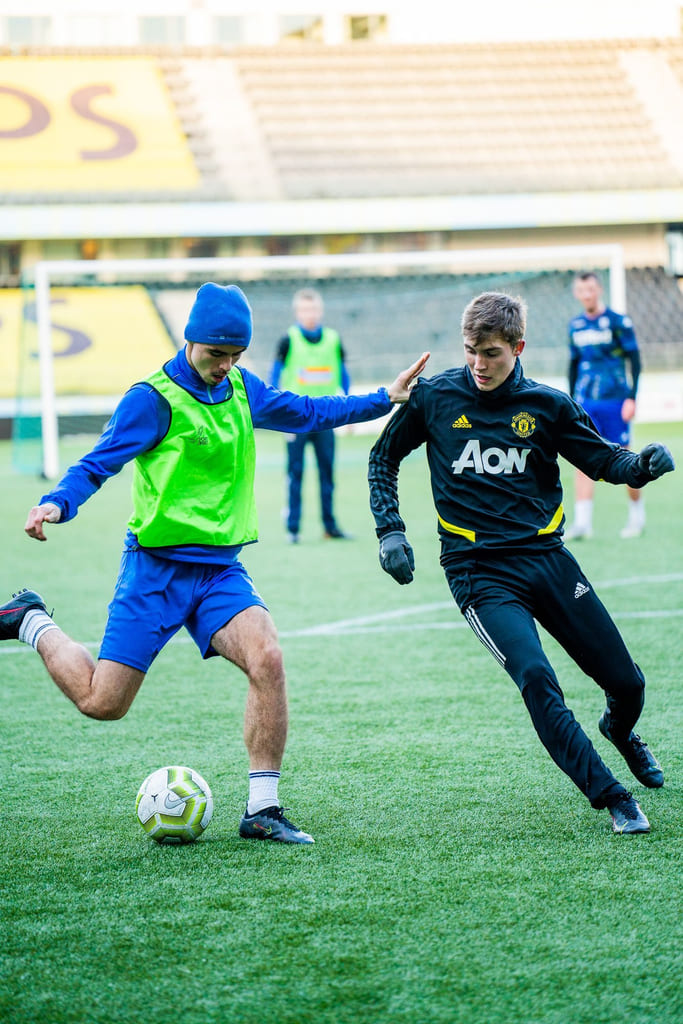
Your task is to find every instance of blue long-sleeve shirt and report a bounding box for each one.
[41,347,391,564]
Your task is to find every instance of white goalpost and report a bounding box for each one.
[27,243,626,479]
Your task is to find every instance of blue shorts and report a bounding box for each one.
[99,547,268,672]
[581,397,630,447]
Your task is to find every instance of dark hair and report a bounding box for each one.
[461,292,526,346]
[574,271,602,286]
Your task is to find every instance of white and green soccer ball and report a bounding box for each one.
[135,765,213,844]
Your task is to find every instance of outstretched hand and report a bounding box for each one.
[25,503,61,542]
[387,352,430,404]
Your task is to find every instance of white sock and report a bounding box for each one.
[18,608,59,650]
[573,499,593,531]
[627,497,645,529]
[247,771,281,815]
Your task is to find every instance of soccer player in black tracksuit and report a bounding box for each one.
[368,291,675,835]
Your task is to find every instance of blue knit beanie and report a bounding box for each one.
[184,282,253,347]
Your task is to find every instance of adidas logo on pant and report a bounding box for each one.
[574,581,590,598]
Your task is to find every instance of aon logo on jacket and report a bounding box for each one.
[452,439,531,475]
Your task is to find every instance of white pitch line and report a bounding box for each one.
[279,601,452,637]
[279,607,683,637]
[594,572,683,589]
[1,574,682,654]
[2,607,683,655]
[277,572,683,638]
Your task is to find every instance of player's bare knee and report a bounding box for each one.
[77,691,130,720]
[76,663,140,720]
[248,640,285,687]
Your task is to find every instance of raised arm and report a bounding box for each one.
[245,352,430,433]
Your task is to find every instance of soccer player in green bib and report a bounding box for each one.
[2,282,428,844]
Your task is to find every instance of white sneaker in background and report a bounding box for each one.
[565,524,593,541]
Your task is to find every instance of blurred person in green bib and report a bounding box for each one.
[271,288,352,542]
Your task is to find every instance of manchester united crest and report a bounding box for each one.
[511,411,536,438]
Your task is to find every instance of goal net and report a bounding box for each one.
[12,244,626,478]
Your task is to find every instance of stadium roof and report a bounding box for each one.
[6,190,683,242]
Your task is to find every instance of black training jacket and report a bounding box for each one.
[368,360,653,556]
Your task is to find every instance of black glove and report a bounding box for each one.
[379,531,415,585]
[637,443,675,479]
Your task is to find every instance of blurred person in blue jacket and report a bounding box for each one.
[566,272,643,540]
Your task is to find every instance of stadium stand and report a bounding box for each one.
[4,38,683,201]
[223,41,681,197]
[168,57,283,200]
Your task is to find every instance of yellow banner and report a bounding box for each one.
[0,57,199,191]
[0,286,177,399]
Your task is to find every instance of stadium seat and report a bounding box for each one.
[4,39,683,202]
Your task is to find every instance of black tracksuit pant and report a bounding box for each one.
[442,544,645,808]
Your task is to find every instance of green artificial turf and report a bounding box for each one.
[1,422,682,1024]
